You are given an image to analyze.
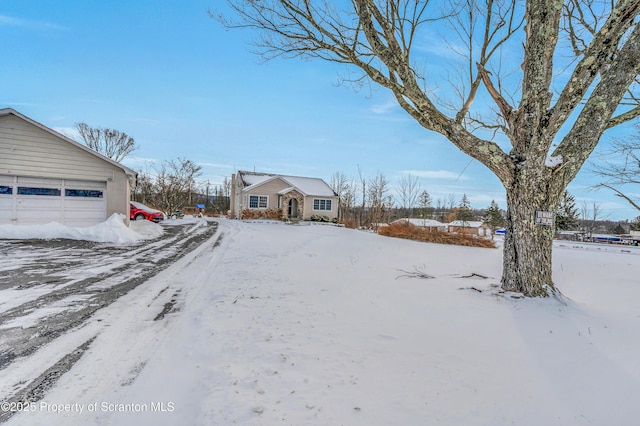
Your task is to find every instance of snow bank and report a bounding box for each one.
[0,214,162,243]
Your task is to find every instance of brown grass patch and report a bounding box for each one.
[378,221,496,248]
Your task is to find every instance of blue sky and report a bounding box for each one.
[2,1,637,221]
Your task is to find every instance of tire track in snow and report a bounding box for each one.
[0,220,219,423]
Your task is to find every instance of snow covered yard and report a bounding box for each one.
[3,219,640,425]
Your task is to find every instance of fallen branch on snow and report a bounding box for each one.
[395,267,435,280]
[458,273,489,279]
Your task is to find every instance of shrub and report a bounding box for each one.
[310,214,331,222]
[378,221,496,248]
[241,208,283,220]
[342,217,357,229]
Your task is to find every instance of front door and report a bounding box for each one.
[288,198,298,218]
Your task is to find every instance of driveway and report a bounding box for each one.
[0,219,218,422]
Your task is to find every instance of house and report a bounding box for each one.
[230,170,338,221]
[447,220,491,236]
[0,108,136,227]
[555,230,585,241]
[391,218,446,231]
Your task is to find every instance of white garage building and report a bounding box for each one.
[0,108,136,227]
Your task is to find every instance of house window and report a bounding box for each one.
[249,195,268,209]
[313,199,332,211]
[17,187,61,196]
[0,186,12,195]
[65,189,104,198]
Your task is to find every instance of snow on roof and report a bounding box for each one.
[277,186,297,195]
[240,172,273,187]
[392,218,445,227]
[239,171,336,197]
[447,220,485,228]
[281,175,335,196]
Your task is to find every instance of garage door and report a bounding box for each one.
[0,175,106,227]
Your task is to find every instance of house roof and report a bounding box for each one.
[240,172,273,187]
[277,186,299,195]
[239,171,336,197]
[447,220,486,228]
[392,218,445,227]
[0,108,137,177]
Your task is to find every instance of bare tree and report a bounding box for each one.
[76,122,137,162]
[357,165,367,227]
[344,180,358,225]
[434,197,445,222]
[368,172,394,229]
[446,194,458,212]
[154,158,203,216]
[131,168,155,205]
[330,171,351,222]
[396,174,422,217]
[580,201,606,240]
[219,1,640,296]
[222,176,231,198]
[220,176,232,213]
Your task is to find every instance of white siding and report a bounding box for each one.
[0,115,118,182]
[0,112,131,226]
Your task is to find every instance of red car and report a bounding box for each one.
[130,201,165,222]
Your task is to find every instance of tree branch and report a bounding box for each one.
[607,105,640,129]
[555,22,640,185]
[599,184,640,211]
[548,0,640,138]
[476,62,513,126]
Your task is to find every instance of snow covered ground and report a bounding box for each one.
[2,218,640,425]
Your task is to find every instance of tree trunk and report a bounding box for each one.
[501,175,559,297]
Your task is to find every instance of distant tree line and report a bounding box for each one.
[330,170,639,235]
[556,190,640,235]
[329,170,505,230]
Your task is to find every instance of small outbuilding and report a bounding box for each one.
[391,218,446,231]
[447,220,491,236]
[0,108,136,227]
